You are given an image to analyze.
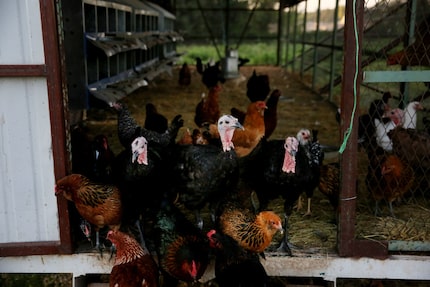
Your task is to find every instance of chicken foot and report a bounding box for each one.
[276,214,295,255]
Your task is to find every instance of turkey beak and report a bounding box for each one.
[234,121,245,130]
[290,150,297,157]
[132,150,139,163]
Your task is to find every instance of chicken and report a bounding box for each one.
[402,101,424,129]
[195,57,225,89]
[91,134,116,184]
[107,230,160,287]
[231,89,281,140]
[215,198,283,255]
[55,174,122,253]
[263,89,281,139]
[153,200,210,286]
[111,102,183,150]
[358,92,392,147]
[144,103,168,134]
[318,162,340,213]
[295,129,325,217]
[166,115,244,229]
[194,85,222,127]
[246,70,271,102]
[388,126,430,181]
[207,229,269,287]
[366,154,415,217]
[178,62,191,86]
[232,101,267,157]
[386,15,430,67]
[374,108,404,152]
[71,124,115,184]
[249,136,317,254]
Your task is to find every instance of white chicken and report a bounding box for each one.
[402,101,424,129]
[375,108,404,152]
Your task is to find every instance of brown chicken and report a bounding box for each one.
[153,200,210,286]
[55,173,122,252]
[194,84,222,127]
[232,100,267,157]
[367,154,415,217]
[386,15,430,67]
[216,199,283,254]
[318,162,340,212]
[178,62,191,86]
[388,126,430,175]
[107,230,160,287]
[231,89,281,139]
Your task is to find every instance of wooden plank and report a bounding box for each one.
[363,70,430,83]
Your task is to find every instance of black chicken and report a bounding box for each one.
[110,102,183,150]
[295,129,324,217]
[153,199,210,287]
[195,57,225,89]
[207,229,269,287]
[336,92,392,148]
[144,103,168,134]
[246,70,271,103]
[166,115,244,230]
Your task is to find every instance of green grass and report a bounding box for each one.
[176,42,281,65]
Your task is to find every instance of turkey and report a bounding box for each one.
[166,115,244,229]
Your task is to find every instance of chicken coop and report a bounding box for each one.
[1,0,430,287]
[61,0,183,125]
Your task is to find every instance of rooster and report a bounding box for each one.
[153,200,210,286]
[144,103,168,134]
[55,174,122,253]
[166,115,244,229]
[107,230,160,287]
[207,229,269,287]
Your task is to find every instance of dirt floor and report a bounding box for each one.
[77,65,429,287]
[85,64,342,251]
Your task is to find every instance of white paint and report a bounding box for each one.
[0,78,59,243]
[0,1,44,64]
[0,253,429,286]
